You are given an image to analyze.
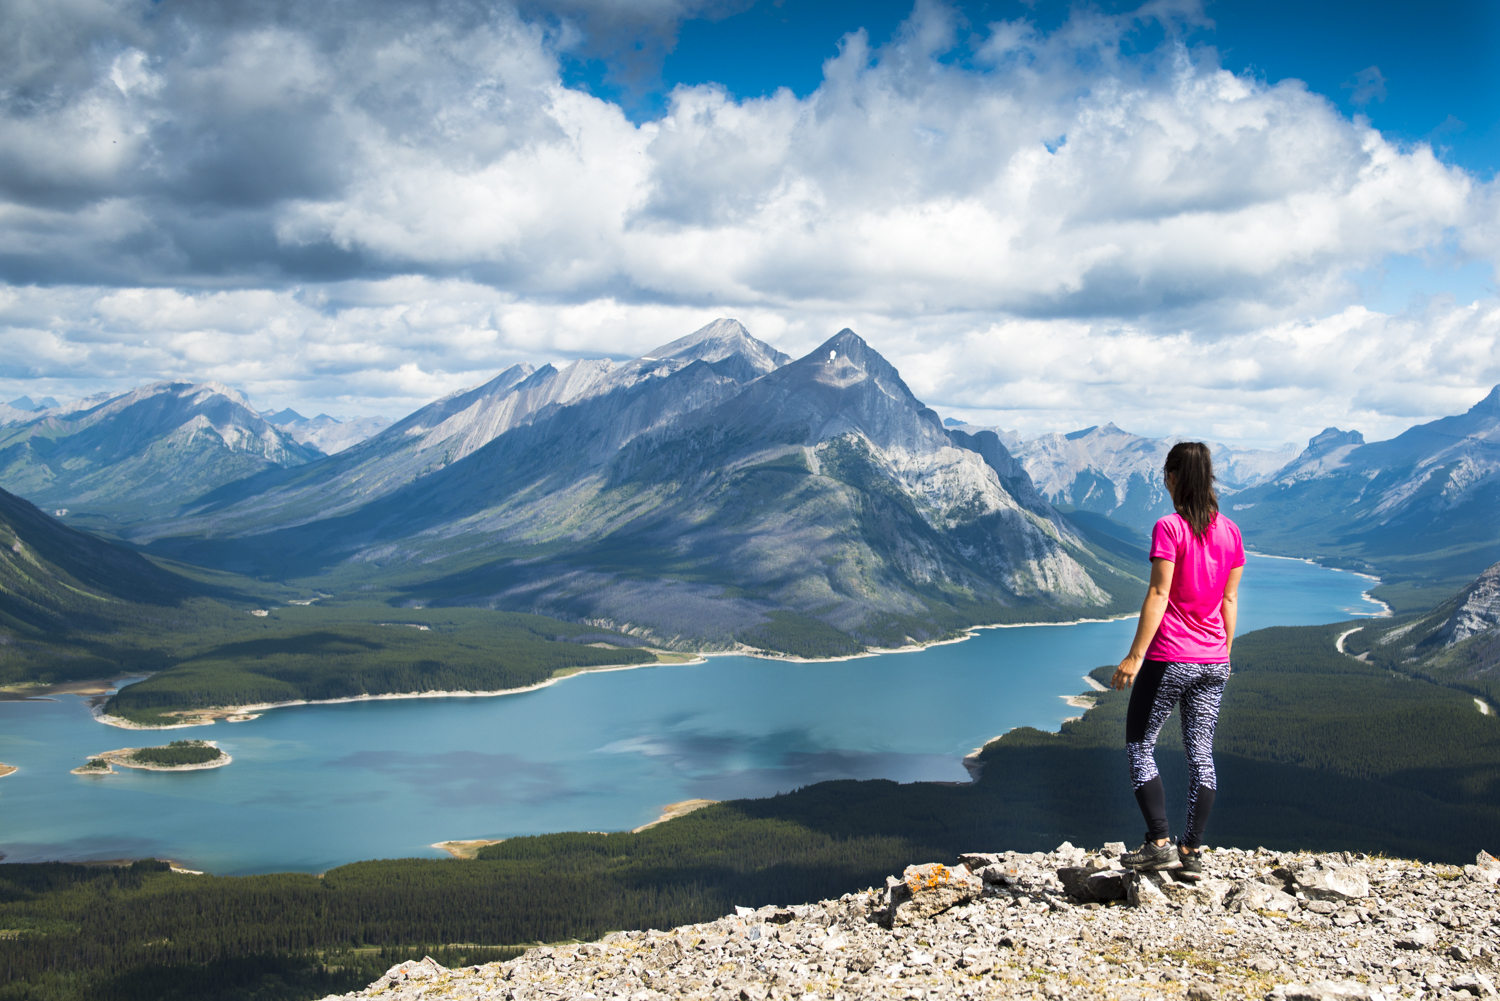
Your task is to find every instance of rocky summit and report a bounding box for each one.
[318,844,1499,1001]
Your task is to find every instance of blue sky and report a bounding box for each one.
[602,0,1498,181]
[0,0,1496,445]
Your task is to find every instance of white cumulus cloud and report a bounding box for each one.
[0,0,1494,445]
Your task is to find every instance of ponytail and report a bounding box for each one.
[1164,441,1218,539]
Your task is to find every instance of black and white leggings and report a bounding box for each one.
[1125,659,1230,849]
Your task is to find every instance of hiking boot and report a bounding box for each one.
[1175,845,1203,881]
[1120,839,1179,871]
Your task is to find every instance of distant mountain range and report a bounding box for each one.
[1,320,1495,651]
[0,382,322,522]
[948,421,1298,532]
[1230,386,1500,596]
[5,395,60,412]
[122,321,1143,651]
[264,410,393,455]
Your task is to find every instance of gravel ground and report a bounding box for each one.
[319,844,1499,1001]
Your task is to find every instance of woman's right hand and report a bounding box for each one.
[1112,654,1142,690]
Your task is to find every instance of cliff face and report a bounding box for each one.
[321,843,1499,1001]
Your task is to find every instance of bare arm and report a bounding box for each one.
[1111,558,1175,690]
[1221,564,1243,663]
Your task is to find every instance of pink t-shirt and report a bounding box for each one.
[1144,512,1245,663]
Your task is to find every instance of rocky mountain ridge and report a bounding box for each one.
[319,843,1500,1001]
[136,322,1137,651]
[162,319,790,536]
[1004,424,1299,532]
[1348,561,1500,697]
[1230,386,1500,589]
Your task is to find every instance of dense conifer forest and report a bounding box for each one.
[128,742,223,767]
[101,607,656,725]
[3,619,1496,1001]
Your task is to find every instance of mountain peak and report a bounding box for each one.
[801,328,887,372]
[1306,427,1364,453]
[192,381,253,409]
[1471,384,1500,416]
[643,319,790,376]
[5,395,60,412]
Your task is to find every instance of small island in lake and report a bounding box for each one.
[72,740,231,775]
[0,763,16,778]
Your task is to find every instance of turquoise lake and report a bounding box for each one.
[0,554,1384,875]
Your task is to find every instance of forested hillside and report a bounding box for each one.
[102,606,657,725]
[0,486,204,686]
[1342,560,1500,704]
[0,484,657,716]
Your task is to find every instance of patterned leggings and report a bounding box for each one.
[1125,659,1230,849]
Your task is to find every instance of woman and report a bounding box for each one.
[1111,441,1243,879]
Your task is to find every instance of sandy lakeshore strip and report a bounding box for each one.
[72,743,231,775]
[92,654,702,730]
[434,799,722,856]
[0,677,137,701]
[633,798,719,832]
[1059,693,1096,723]
[431,839,506,859]
[0,764,16,779]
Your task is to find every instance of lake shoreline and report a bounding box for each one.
[85,553,1387,730]
[1244,550,1393,616]
[90,610,1135,729]
[92,657,702,730]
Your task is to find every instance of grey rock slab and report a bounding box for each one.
[1159,877,1232,909]
[1295,867,1371,901]
[1453,972,1499,997]
[1085,869,1129,902]
[1396,925,1440,950]
[1277,980,1387,1001]
[1224,878,1298,913]
[1125,870,1170,909]
[1055,866,1094,901]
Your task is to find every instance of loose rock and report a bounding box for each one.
[315,845,1500,1001]
[888,862,982,926]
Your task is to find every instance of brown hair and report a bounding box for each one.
[1163,441,1218,538]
